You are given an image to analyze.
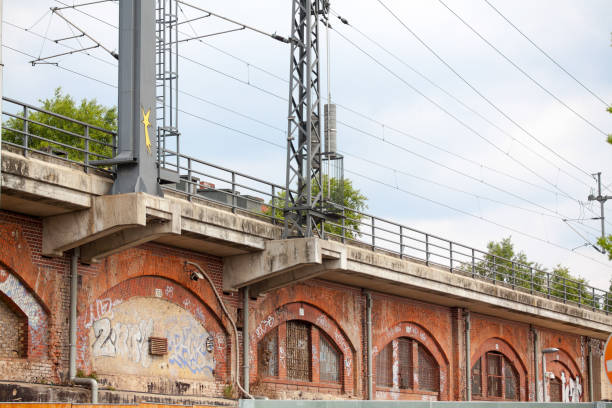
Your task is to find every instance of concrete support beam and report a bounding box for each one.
[43,193,180,259]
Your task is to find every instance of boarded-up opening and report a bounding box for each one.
[418,343,439,392]
[376,342,393,387]
[258,326,278,378]
[398,338,413,389]
[0,293,27,358]
[550,377,562,402]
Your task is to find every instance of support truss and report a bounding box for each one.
[284,0,328,238]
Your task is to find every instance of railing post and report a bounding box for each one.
[187,157,193,201]
[511,262,515,289]
[231,172,236,213]
[563,277,567,303]
[492,256,496,284]
[471,248,475,278]
[84,126,90,173]
[399,226,404,259]
[578,283,582,308]
[271,185,276,219]
[22,106,28,156]
[530,267,534,294]
[449,242,453,273]
[371,217,375,249]
[547,273,551,299]
[341,207,346,243]
[425,235,430,266]
[593,287,596,311]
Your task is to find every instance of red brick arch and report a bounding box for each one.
[250,301,355,393]
[373,321,449,400]
[77,275,232,381]
[471,337,528,401]
[545,348,581,380]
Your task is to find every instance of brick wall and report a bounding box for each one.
[0,293,27,358]
[0,209,602,402]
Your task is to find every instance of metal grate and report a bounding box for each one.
[398,338,413,389]
[149,337,168,355]
[258,327,278,378]
[471,357,482,396]
[286,321,311,381]
[376,342,393,387]
[319,333,340,383]
[503,357,518,400]
[549,377,562,402]
[486,353,503,397]
[418,342,439,392]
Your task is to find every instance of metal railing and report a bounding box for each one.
[1,97,117,173]
[160,147,612,313]
[1,96,609,313]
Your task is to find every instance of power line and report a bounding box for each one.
[434,0,609,137]
[375,0,597,180]
[6,45,610,272]
[332,27,583,206]
[482,0,608,107]
[330,10,592,189]
[17,8,582,207]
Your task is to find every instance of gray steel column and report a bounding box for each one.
[464,309,471,401]
[366,292,373,400]
[243,286,250,395]
[110,0,162,196]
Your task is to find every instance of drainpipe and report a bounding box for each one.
[70,248,98,403]
[532,326,539,402]
[588,338,594,402]
[366,292,373,400]
[185,261,253,399]
[464,309,471,401]
[243,286,250,395]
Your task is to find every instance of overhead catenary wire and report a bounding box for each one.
[330,10,592,190]
[19,6,583,205]
[482,0,608,107]
[434,0,609,138]
[5,44,611,272]
[374,0,598,180]
[332,27,583,207]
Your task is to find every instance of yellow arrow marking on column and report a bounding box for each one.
[142,107,152,154]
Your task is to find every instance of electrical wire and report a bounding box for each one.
[330,9,592,189]
[332,27,583,206]
[482,0,608,107]
[5,44,611,272]
[434,0,609,137]
[375,0,598,180]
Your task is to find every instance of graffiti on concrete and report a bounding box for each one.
[92,317,154,368]
[166,316,215,375]
[560,372,582,402]
[85,298,123,329]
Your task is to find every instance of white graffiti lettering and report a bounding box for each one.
[92,317,153,368]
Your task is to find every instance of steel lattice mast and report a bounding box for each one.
[283,0,328,238]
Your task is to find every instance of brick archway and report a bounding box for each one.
[545,348,583,402]
[250,301,355,394]
[471,337,527,401]
[77,275,231,382]
[373,321,449,400]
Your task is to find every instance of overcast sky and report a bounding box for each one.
[3,0,612,289]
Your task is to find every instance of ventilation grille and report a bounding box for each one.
[149,337,168,356]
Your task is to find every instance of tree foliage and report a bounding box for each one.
[471,237,599,308]
[268,176,367,239]
[3,88,117,162]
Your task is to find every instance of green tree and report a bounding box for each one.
[267,176,367,239]
[471,237,599,308]
[3,88,117,162]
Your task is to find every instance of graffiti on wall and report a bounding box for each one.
[89,296,216,379]
[556,372,582,402]
[0,268,48,354]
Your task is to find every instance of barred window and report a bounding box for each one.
[286,320,311,381]
[472,357,482,396]
[319,333,341,383]
[258,326,278,378]
[472,351,519,400]
[486,352,503,397]
[503,358,518,400]
[398,338,413,389]
[418,344,439,392]
[376,342,393,387]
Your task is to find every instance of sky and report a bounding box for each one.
[2,0,612,289]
